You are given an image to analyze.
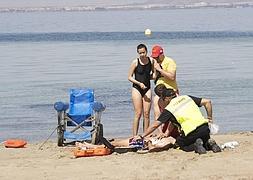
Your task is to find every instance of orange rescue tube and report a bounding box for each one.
[4,139,27,148]
[74,147,112,158]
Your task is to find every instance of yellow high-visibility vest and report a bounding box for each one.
[165,95,208,136]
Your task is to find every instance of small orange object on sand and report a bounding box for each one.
[4,139,27,148]
[74,147,112,158]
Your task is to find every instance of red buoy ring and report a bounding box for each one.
[4,139,27,148]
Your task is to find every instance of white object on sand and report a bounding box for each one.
[221,141,239,149]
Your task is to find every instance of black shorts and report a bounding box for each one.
[175,123,210,151]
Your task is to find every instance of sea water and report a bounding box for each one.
[0,7,253,142]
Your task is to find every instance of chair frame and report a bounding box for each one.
[55,101,105,146]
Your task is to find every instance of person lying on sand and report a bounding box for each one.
[75,136,176,153]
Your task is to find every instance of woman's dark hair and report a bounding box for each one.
[137,44,147,52]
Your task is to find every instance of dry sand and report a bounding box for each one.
[1,132,253,180]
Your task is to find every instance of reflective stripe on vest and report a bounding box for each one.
[165,95,208,136]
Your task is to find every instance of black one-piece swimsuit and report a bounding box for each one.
[133,58,152,97]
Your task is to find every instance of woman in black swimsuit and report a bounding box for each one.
[128,44,155,136]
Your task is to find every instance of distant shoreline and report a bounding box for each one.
[0,1,253,13]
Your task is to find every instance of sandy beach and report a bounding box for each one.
[0,132,253,180]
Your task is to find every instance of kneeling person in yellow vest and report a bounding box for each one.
[138,88,221,154]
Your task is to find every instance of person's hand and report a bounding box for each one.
[154,62,162,72]
[207,117,213,123]
[153,58,158,64]
[139,82,147,89]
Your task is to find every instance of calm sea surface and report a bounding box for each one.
[0,8,253,142]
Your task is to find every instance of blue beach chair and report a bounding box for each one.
[54,88,105,146]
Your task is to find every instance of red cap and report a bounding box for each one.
[151,45,163,58]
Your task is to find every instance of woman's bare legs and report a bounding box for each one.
[132,88,143,136]
[142,89,151,133]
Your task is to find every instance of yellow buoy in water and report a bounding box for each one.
[144,29,152,36]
